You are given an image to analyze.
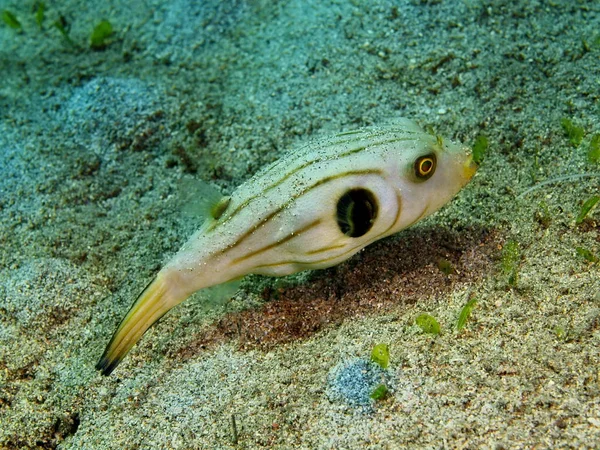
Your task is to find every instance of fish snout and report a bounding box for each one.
[462,152,478,182]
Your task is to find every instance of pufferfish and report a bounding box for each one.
[96,118,477,375]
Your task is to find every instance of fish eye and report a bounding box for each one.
[414,153,437,180]
[336,188,379,238]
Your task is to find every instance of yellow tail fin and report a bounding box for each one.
[96,275,171,376]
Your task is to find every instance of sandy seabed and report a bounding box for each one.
[1,0,599,448]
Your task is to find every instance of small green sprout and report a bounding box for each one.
[2,10,22,30]
[472,134,488,165]
[370,344,390,369]
[456,298,477,332]
[561,118,584,148]
[35,2,45,29]
[576,196,599,224]
[501,240,520,286]
[582,38,591,54]
[90,19,113,50]
[415,314,441,335]
[54,16,76,47]
[554,325,567,340]
[370,383,389,401]
[437,258,455,275]
[588,134,600,164]
[583,34,600,51]
[534,200,552,228]
[576,247,599,263]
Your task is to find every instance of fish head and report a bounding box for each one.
[387,131,477,230]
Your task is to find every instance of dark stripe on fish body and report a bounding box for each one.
[389,191,403,232]
[335,129,365,137]
[218,169,386,254]
[209,136,414,232]
[268,128,402,169]
[252,191,404,270]
[230,219,323,264]
[305,243,348,255]
[261,134,415,189]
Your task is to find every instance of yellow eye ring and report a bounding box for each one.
[414,153,436,180]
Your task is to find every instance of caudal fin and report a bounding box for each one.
[96,274,173,376]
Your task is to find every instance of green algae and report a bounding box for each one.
[2,10,21,30]
[90,19,113,50]
[416,314,441,335]
[457,298,477,332]
[575,247,598,263]
[35,2,45,29]
[588,134,600,164]
[575,196,599,224]
[370,384,389,401]
[472,134,488,165]
[561,118,584,148]
[370,343,390,369]
[501,240,520,286]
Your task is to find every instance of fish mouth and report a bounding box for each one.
[462,153,478,182]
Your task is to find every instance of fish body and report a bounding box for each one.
[97,118,477,375]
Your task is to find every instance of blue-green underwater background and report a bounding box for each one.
[1,0,599,448]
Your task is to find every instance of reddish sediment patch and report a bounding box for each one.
[167,225,500,362]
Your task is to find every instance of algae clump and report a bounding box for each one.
[54,16,76,47]
[576,247,599,264]
[35,2,45,29]
[457,298,477,332]
[501,240,520,286]
[472,134,488,165]
[588,134,600,164]
[576,196,599,224]
[90,19,113,50]
[561,118,584,147]
[370,384,389,401]
[437,258,455,275]
[416,314,441,335]
[2,10,21,30]
[370,344,390,369]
